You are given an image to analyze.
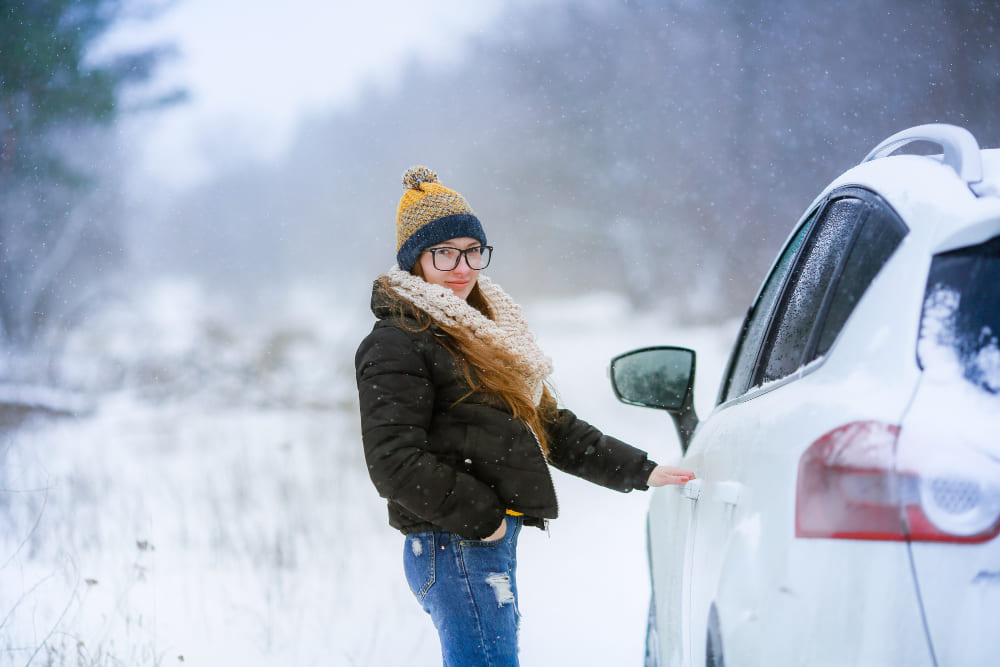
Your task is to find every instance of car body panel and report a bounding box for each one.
[650,225,933,664]
[900,385,1000,667]
[898,237,1000,666]
[633,129,1000,666]
[647,475,693,666]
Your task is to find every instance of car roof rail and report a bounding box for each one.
[862,123,997,198]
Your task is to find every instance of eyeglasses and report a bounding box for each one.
[423,245,493,271]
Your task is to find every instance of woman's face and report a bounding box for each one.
[417,236,482,300]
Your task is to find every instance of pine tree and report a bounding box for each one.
[0,0,181,354]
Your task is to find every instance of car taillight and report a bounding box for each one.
[796,420,1000,543]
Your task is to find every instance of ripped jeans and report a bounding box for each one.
[403,515,523,667]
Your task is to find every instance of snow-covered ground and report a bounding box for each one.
[0,279,737,666]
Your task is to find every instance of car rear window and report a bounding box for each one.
[919,234,1000,394]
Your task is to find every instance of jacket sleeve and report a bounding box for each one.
[355,325,506,539]
[544,407,658,492]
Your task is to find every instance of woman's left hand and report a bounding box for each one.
[647,465,696,487]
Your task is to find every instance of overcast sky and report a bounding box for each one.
[102,0,508,190]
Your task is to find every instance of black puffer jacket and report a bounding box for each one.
[355,287,658,539]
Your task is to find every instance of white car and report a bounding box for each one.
[610,124,1000,667]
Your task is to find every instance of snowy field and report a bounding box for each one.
[0,279,737,666]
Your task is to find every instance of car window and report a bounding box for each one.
[814,204,907,356]
[719,189,908,404]
[719,214,814,403]
[919,234,1000,394]
[755,196,868,385]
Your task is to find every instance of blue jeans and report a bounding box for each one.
[403,515,523,667]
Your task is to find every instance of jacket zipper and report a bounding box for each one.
[525,421,556,536]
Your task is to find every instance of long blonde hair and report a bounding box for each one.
[376,272,557,453]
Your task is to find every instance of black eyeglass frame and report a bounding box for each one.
[422,245,493,271]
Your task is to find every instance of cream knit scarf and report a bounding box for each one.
[385,265,553,405]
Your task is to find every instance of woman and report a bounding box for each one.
[355,166,694,666]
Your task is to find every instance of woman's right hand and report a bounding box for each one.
[483,518,507,542]
[647,465,697,487]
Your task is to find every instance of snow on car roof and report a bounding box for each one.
[827,147,1000,254]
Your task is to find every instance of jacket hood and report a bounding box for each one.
[369,278,393,319]
[369,277,427,330]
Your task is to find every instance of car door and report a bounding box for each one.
[649,208,814,667]
[672,208,813,667]
[681,189,910,666]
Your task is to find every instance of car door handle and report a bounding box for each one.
[680,479,702,500]
[715,481,742,506]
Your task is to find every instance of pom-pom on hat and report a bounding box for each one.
[395,166,487,271]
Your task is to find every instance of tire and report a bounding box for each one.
[705,604,725,667]
[644,596,662,667]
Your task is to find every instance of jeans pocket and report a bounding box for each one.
[459,515,521,548]
[403,532,436,601]
[459,535,507,548]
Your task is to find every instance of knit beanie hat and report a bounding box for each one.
[395,166,487,271]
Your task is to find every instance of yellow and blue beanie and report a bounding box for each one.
[395,166,487,271]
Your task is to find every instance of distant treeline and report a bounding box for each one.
[135,0,1000,321]
[0,0,180,357]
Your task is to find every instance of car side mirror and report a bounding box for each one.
[609,346,699,453]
